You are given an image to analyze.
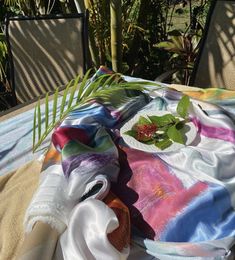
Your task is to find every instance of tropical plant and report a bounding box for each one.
[0,0,212,112]
[3,0,47,15]
[82,0,212,79]
[155,30,201,85]
[0,31,13,109]
[83,0,111,68]
[123,0,169,78]
[3,0,82,16]
[153,0,212,84]
[33,70,161,152]
[0,33,7,85]
[82,0,122,72]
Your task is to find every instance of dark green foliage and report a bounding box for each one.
[0,0,212,112]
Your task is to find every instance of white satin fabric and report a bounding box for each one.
[54,199,129,260]
[24,165,112,235]
[159,100,235,204]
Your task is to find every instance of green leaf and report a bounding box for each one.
[175,120,185,130]
[148,114,177,127]
[37,100,41,139]
[154,132,168,140]
[67,75,80,109]
[167,125,184,144]
[103,73,121,88]
[124,130,136,138]
[45,93,49,129]
[154,41,176,50]
[76,69,93,104]
[171,36,184,50]
[138,116,151,125]
[177,95,190,118]
[81,74,110,98]
[143,139,155,145]
[33,106,37,150]
[52,88,58,124]
[155,138,172,150]
[118,81,160,87]
[60,80,73,118]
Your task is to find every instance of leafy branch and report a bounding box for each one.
[124,95,191,150]
[33,70,162,152]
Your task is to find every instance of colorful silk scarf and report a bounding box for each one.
[25,67,235,259]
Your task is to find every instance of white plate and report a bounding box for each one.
[120,110,197,153]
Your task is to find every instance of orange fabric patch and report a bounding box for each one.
[104,192,130,252]
[42,145,61,171]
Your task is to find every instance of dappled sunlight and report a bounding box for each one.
[8,16,85,103]
[193,1,235,90]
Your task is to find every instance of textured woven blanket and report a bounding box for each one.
[20,69,235,259]
[0,159,42,260]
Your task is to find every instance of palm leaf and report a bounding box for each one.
[76,69,93,103]
[37,100,41,139]
[33,105,37,149]
[67,75,80,108]
[59,79,74,118]
[103,73,121,86]
[52,88,58,124]
[45,93,49,130]
[81,74,111,99]
[33,71,162,152]
[59,91,67,119]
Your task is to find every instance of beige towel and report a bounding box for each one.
[16,222,58,260]
[0,160,42,260]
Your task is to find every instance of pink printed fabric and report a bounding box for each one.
[112,147,209,240]
[191,117,235,144]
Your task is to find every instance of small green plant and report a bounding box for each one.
[124,95,191,150]
[155,31,201,85]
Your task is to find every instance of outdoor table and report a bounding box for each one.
[1,76,235,259]
[0,91,66,176]
[0,98,51,175]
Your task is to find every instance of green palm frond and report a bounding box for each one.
[33,70,162,152]
[0,33,7,82]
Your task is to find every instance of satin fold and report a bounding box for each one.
[54,199,129,260]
